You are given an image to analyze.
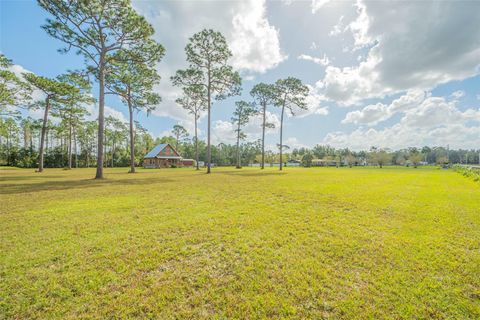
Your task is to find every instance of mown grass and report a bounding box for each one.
[1,166,479,319]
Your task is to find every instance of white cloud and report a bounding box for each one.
[324,123,480,151]
[211,120,236,145]
[9,64,45,102]
[230,0,287,73]
[294,85,329,118]
[133,1,286,73]
[329,15,345,37]
[326,94,480,150]
[319,0,480,105]
[342,89,426,126]
[400,97,480,129]
[311,0,332,14]
[297,53,330,66]
[211,111,281,145]
[284,137,308,149]
[131,0,286,131]
[342,102,389,126]
[450,90,465,99]
[84,104,128,123]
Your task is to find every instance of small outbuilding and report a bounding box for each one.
[180,159,196,167]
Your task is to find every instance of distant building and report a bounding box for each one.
[143,143,195,168]
[311,159,338,167]
[181,159,195,167]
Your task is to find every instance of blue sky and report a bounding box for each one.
[1,0,479,150]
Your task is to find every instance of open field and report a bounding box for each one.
[1,166,480,319]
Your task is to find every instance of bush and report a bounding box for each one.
[453,165,480,183]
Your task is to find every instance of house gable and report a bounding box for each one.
[157,144,180,157]
[144,143,181,159]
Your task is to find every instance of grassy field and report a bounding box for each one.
[1,166,479,319]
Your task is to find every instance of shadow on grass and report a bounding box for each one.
[0,175,65,182]
[214,170,287,177]
[0,177,175,195]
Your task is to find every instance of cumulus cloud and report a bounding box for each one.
[133,1,286,73]
[329,15,345,37]
[297,53,330,66]
[450,90,465,99]
[326,94,480,150]
[294,85,329,118]
[84,104,128,123]
[342,89,426,126]
[324,123,480,151]
[311,0,332,14]
[319,0,480,105]
[229,0,287,73]
[8,63,45,103]
[342,102,390,126]
[131,0,286,130]
[284,137,308,150]
[211,120,236,145]
[211,111,281,145]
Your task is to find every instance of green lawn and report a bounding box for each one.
[1,166,479,319]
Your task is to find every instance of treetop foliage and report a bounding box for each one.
[172,29,241,101]
[274,77,309,115]
[0,54,31,115]
[39,0,156,69]
[250,82,276,106]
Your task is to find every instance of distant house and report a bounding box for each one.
[311,159,338,167]
[143,143,195,168]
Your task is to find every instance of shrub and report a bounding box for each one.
[453,165,480,183]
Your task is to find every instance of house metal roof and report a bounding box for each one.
[156,156,182,159]
[144,143,183,159]
[144,143,167,158]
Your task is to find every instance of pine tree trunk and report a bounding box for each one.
[206,69,211,174]
[279,103,285,171]
[195,115,199,170]
[68,122,72,169]
[86,146,90,168]
[128,93,136,173]
[6,135,10,166]
[236,115,241,169]
[38,96,50,172]
[23,127,28,149]
[111,139,115,168]
[45,127,49,156]
[261,101,266,170]
[73,126,78,168]
[104,134,107,168]
[95,53,105,179]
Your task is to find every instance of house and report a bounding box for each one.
[143,143,183,168]
[311,159,338,167]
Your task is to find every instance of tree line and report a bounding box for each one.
[1,0,312,176]
[291,145,480,168]
[2,115,478,169]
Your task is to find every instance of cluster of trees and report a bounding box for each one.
[2,113,478,169]
[290,145,480,168]
[171,30,310,172]
[0,116,156,169]
[1,0,312,176]
[1,0,163,178]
